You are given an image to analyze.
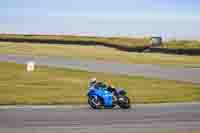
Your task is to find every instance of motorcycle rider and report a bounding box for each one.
[89,78,116,93]
[107,84,117,93]
[89,78,97,87]
[89,78,106,89]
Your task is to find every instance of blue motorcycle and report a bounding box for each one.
[87,82,131,109]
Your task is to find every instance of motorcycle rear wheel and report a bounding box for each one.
[118,96,131,109]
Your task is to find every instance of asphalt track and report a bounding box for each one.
[0,103,200,133]
[0,54,200,83]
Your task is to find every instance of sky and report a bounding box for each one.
[1,0,200,40]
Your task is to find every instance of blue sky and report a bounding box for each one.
[1,0,200,39]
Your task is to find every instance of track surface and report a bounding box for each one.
[0,103,200,133]
[0,54,200,83]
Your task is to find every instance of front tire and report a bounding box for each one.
[88,96,102,109]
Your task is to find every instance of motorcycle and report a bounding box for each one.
[87,82,131,109]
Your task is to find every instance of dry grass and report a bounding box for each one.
[0,42,200,66]
[0,34,149,47]
[1,34,200,49]
[0,62,200,105]
[165,40,200,49]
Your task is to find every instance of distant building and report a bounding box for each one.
[150,37,163,47]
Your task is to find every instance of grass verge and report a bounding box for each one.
[0,42,200,66]
[0,62,199,105]
[0,34,149,47]
[1,34,200,49]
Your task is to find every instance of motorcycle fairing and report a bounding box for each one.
[88,86,113,107]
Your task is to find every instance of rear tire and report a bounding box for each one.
[118,96,131,109]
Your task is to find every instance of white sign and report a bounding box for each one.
[26,61,35,72]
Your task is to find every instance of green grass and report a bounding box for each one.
[0,61,199,105]
[0,42,200,66]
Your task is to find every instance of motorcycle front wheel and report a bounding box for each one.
[88,96,102,109]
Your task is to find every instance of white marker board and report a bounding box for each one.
[26,61,35,72]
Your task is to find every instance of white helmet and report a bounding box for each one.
[90,78,97,85]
